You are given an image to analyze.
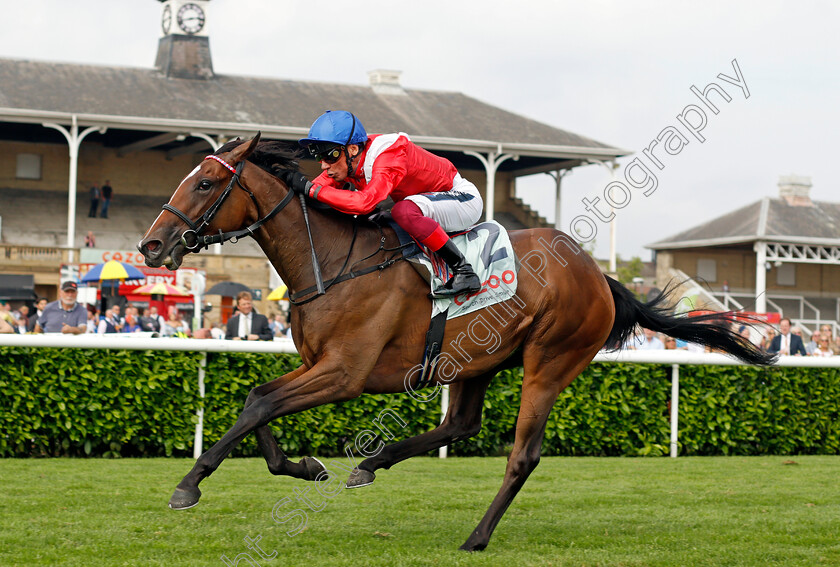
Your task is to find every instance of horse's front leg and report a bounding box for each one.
[169,359,365,510]
[247,366,327,481]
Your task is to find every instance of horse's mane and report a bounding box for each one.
[215,138,356,219]
[216,139,301,176]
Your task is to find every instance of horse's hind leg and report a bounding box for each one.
[350,374,493,487]
[460,351,594,551]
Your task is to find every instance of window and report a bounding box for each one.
[696,258,717,282]
[16,154,42,180]
[776,263,795,286]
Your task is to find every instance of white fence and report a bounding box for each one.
[2,334,838,459]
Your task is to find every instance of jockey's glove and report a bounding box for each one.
[278,170,311,195]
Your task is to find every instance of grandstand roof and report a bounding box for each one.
[648,197,840,250]
[0,57,626,165]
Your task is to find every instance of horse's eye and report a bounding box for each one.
[197,179,213,191]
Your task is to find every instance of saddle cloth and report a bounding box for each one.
[391,220,518,319]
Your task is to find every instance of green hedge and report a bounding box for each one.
[2,347,839,458]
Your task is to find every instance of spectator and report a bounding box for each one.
[209,320,225,340]
[819,325,834,349]
[225,291,272,341]
[0,301,15,328]
[812,335,834,357]
[806,330,821,355]
[760,328,776,352]
[0,316,12,334]
[34,281,87,334]
[663,336,678,350]
[270,312,290,337]
[100,180,113,218]
[109,304,125,332]
[14,305,30,334]
[149,306,165,330]
[88,184,100,217]
[97,308,120,334]
[737,325,754,344]
[637,328,664,350]
[84,231,96,248]
[27,298,48,332]
[767,317,807,356]
[162,307,190,337]
[122,312,142,333]
[139,307,161,333]
[85,304,99,333]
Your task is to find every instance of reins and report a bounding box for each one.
[287,223,411,306]
[160,154,410,305]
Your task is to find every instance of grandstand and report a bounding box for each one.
[0,187,262,256]
[649,175,840,335]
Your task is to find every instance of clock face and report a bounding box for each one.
[177,3,205,35]
[161,5,172,34]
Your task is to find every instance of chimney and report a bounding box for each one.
[778,174,813,206]
[368,69,405,96]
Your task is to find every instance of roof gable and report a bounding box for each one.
[649,198,840,249]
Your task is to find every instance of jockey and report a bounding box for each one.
[297,110,483,298]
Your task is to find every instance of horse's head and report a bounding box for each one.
[138,133,262,270]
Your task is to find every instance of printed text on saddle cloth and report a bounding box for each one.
[425,221,517,319]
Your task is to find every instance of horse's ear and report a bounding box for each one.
[229,131,262,163]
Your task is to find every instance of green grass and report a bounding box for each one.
[1,456,839,566]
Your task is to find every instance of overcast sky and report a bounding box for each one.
[2,1,837,260]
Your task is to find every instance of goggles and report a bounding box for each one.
[309,144,344,164]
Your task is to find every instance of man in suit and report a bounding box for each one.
[768,317,807,356]
[225,291,273,341]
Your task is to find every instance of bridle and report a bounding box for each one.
[157,152,408,305]
[161,154,296,251]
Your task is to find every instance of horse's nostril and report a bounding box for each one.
[145,241,160,253]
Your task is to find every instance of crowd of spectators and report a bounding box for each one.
[623,317,839,356]
[1,287,293,342]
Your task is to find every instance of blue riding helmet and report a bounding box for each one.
[299,110,368,147]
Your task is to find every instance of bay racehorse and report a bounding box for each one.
[138,134,773,551]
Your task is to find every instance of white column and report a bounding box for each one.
[754,241,767,313]
[43,117,106,263]
[670,364,680,458]
[546,169,569,230]
[464,148,517,221]
[439,384,449,459]
[193,352,207,459]
[588,160,619,273]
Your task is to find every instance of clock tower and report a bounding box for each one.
[155,0,214,80]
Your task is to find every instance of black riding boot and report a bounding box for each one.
[430,240,482,298]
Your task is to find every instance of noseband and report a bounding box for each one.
[161,154,296,251]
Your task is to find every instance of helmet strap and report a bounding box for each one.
[344,113,359,177]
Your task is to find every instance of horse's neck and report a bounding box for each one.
[252,198,378,295]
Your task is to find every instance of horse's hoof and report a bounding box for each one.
[300,456,327,481]
[459,540,487,552]
[346,467,375,488]
[169,486,201,510]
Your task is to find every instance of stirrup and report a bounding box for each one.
[429,274,481,299]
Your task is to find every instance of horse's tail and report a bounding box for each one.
[603,275,776,365]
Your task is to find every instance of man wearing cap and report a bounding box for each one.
[34,281,87,334]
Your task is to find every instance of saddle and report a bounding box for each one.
[374,214,520,390]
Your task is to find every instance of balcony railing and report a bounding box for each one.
[1,244,73,263]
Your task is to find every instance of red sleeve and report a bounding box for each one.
[310,148,408,215]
